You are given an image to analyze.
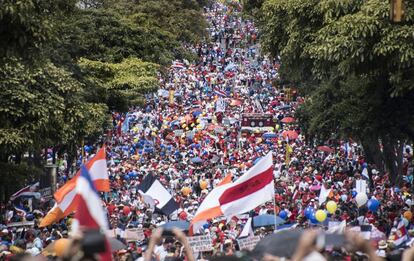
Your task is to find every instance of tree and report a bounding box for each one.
[259,0,414,184]
[78,57,159,112]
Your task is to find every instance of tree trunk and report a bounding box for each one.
[382,136,399,185]
[360,135,384,173]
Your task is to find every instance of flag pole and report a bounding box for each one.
[272,186,278,232]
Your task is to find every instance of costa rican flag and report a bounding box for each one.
[192,153,274,224]
[10,182,40,201]
[214,87,227,97]
[172,61,186,70]
[393,221,408,247]
[72,166,112,261]
[137,174,179,215]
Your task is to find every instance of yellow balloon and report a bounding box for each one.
[196,119,201,123]
[181,187,192,196]
[191,123,195,127]
[200,180,208,190]
[276,124,280,130]
[315,210,327,222]
[326,201,337,214]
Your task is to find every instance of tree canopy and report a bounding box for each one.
[257,0,414,183]
[0,0,208,198]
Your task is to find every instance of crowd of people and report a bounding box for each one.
[1,1,414,261]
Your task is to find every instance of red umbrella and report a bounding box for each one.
[317,146,334,153]
[281,117,295,123]
[282,130,298,140]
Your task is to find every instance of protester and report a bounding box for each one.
[1,1,414,260]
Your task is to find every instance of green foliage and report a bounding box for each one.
[0,0,76,62]
[259,0,414,182]
[0,58,109,157]
[0,162,43,198]
[79,57,159,111]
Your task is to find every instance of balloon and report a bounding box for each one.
[182,187,192,196]
[341,194,348,202]
[54,238,71,257]
[279,210,288,219]
[367,198,380,212]
[196,119,201,123]
[326,201,337,214]
[200,180,208,190]
[309,212,317,224]
[123,206,131,215]
[315,210,327,222]
[404,211,413,221]
[304,207,314,219]
[355,193,368,207]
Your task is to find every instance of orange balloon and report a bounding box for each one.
[200,180,208,190]
[404,211,413,221]
[54,238,70,257]
[181,187,192,196]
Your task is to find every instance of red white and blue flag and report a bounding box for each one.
[73,166,112,261]
[214,87,227,97]
[10,182,40,201]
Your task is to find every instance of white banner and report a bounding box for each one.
[187,235,213,252]
[237,236,260,251]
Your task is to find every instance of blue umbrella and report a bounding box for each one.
[161,220,190,231]
[263,132,277,139]
[253,214,286,227]
[191,157,203,164]
[192,111,202,117]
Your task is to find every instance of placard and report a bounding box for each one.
[124,228,145,242]
[174,130,184,137]
[237,236,260,251]
[187,235,213,252]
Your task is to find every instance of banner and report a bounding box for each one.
[187,235,213,252]
[124,228,145,242]
[237,236,260,251]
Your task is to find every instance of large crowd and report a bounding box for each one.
[1,2,414,261]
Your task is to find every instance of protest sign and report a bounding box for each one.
[187,235,213,252]
[124,228,145,242]
[237,236,260,251]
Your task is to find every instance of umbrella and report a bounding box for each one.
[191,157,203,164]
[276,105,291,110]
[262,132,277,139]
[192,111,202,117]
[280,117,295,123]
[161,220,190,231]
[317,145,334,153]
[251,230,303,259]
[252,214,286,227]
[282,130,298,140]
